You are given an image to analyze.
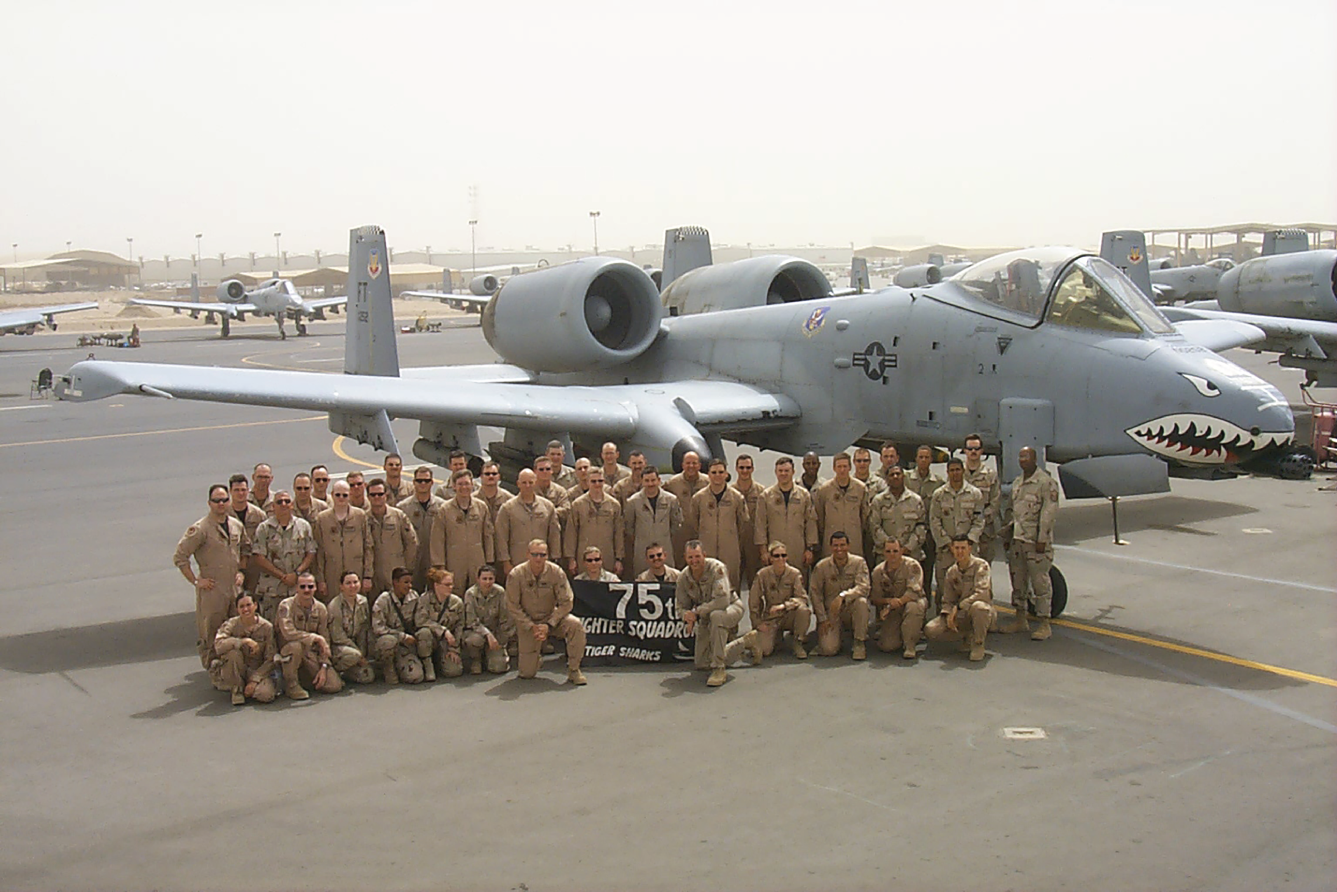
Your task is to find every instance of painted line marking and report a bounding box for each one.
[0,415,324,449]
[1001,606,1337,689]
[1055,544,1336,594]
[0,404,51,412]
[1072,633,1337,735]
[332,435,385,470]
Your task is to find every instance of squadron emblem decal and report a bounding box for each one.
[803,306,830,337]
[852,341,897,383]
[367,249,382,279]
[1128,246,1143,264]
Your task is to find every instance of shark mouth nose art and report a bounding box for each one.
[1126,413,1292,464]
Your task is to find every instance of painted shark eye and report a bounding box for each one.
[1181,374,1220,397]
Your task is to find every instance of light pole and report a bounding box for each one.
[65,240,72,254]
[195,233,203,271]
[589,210,600,256]
[273,232,282,269]
[126,237,133,263]
[11,243,16,263]
[469,219,478,274]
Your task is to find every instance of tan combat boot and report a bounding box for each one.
[969,641,986,662]
[470,660,483,676]
[706,668,728,687]
[567,667,588,685]
[285,682,310,700]
[422,658,437,682]
[792,639,808,660]
[1000,610,1030,634]
[744,629,764,666]
[230,688,245,706]
[382,658,400,685]
[1031,618,1052,641]
[852,640,867,661]
[902,645,917,660]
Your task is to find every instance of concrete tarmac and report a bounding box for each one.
[1,319,1334,891]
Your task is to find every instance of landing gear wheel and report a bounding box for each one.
[1029,566,1067,618]
[220,317,231,338]
[297,322,308,336]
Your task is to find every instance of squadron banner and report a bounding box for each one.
[571,580,693,664]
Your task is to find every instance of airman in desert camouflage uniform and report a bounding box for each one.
[810,532,871,660]
[210,593,277,705]
[1001,446,1061,641]
[505,539,588,685]
[275,573,344,699]
[328,571,376,685]
[372,568,425,684]
[928,459,984,601]
[250,491,316,623]
[677,542,762,687]
[463,565,515,675]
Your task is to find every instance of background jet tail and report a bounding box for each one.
[345,225,400,377]
[1100,230,1154,299]
[661,226,712,290]
[850,257,870,292]
[1261,229,1309,256]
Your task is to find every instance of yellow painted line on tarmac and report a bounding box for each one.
[0,415,324,449]
[331,435,384,470]
[999,606,1337,689]
[240,343,331,372]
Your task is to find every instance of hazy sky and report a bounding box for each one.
[3,0,1334,260]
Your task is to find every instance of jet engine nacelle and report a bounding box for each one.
[1217,250,1337,322]
[469,274,499,296]
[893,263,942,287]
[659,255,831,316]
[217,279,248,302]
[481,257,662,373]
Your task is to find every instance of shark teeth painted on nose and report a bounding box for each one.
[1125,413,1291,465]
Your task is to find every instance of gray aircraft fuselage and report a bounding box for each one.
[561,251,1293,470]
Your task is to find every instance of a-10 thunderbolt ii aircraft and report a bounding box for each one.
[58,225,1295,508]
[129,277,346,339]
[0,301,98,335]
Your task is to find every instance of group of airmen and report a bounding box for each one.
[176,435,1059,702]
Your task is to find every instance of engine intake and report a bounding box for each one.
[469,274,499,296]
[482,257,661,372]
[660,256,831,315]
[217,279,247,302]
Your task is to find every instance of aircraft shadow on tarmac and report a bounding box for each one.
[1055,494,1257,544]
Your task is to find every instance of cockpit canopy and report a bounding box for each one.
[947,248,1176,336]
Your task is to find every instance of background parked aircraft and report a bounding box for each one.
[130,278,345,338]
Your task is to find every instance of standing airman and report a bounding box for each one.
[1002,446,1060,641]
[624,467,684,578]
[495,469,562,577]
[175,483,248,669]
[688,458,750,590]
[928,458,984,601]
[754,457,819,581]
[250,490,317,623]
[366,477,419,595]
[733,454,766,589]
[313,480,375,603]
[867,465,926,562]
[398,466,445,592]
[431,469,495,589]
[813,452,869,559]
[565,468,624,577]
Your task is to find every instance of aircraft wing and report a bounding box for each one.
[57,360,800,441]
[1170,318,1267,353]
[1165,306,1337,356]
[401,291,491,310]
[0,301,98,333]
[297,296,347,314]
[129,298,254,316]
